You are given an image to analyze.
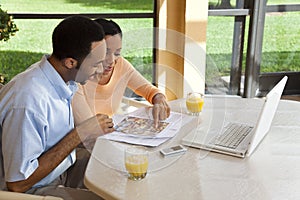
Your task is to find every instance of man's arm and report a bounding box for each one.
[6,114,114,192]
[6,128,81,192]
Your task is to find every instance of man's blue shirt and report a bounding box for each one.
[0,55,78,189]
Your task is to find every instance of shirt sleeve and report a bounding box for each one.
[124,58,163,104]
[2,107,47,182]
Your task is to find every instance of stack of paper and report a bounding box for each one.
[102,107,194,147]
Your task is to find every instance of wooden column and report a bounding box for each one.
[184,0,207,96]
[156,0,208,100]
[156,0,186,100]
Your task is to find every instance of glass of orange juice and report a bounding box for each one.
[186,92,204,116]
[125,146,149,180]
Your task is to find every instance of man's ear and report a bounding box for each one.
[63,58,78,69]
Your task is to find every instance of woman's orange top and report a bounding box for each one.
[72,57,161,125]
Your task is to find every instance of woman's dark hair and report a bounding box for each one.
[52,15,105,62]
[94,18,122,38]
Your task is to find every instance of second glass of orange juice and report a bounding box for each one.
[186,92,204,115]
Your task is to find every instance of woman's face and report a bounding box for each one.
[103,34,122,76]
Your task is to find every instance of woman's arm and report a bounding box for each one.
[124,58,170,126]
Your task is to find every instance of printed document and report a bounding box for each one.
[102,107,194,146]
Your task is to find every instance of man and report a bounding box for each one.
[0,15,113,199]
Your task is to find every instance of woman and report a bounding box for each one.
[72,18,170,128]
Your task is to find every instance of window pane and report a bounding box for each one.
[268,0,300,4]
[206,16,234,79]
[0,0,154,83]
[261,11,300,73]
[1,0,153,13]
[209,0,237,9]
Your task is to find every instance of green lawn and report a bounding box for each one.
[0,0,299,84]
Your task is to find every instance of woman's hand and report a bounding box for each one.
[152,93,170,128]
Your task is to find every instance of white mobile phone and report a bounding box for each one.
[160,145,187,156]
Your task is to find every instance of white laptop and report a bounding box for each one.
[181,76,288,158]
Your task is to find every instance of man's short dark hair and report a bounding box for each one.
[52,15,105,63]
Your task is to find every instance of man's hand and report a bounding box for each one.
[76,114,114,149]
[152,93,170,128]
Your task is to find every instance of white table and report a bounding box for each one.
[84,96,300,200]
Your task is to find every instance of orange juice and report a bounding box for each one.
[186,95,204,114]
[125,155,148,180]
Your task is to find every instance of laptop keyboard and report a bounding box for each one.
[214,123,253,149]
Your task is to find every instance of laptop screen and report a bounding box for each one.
[246,76,288,156]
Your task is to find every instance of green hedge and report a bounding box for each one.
[2,50,299,85]
[0,51,153,84]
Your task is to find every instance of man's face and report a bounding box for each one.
[75,40,106,85]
